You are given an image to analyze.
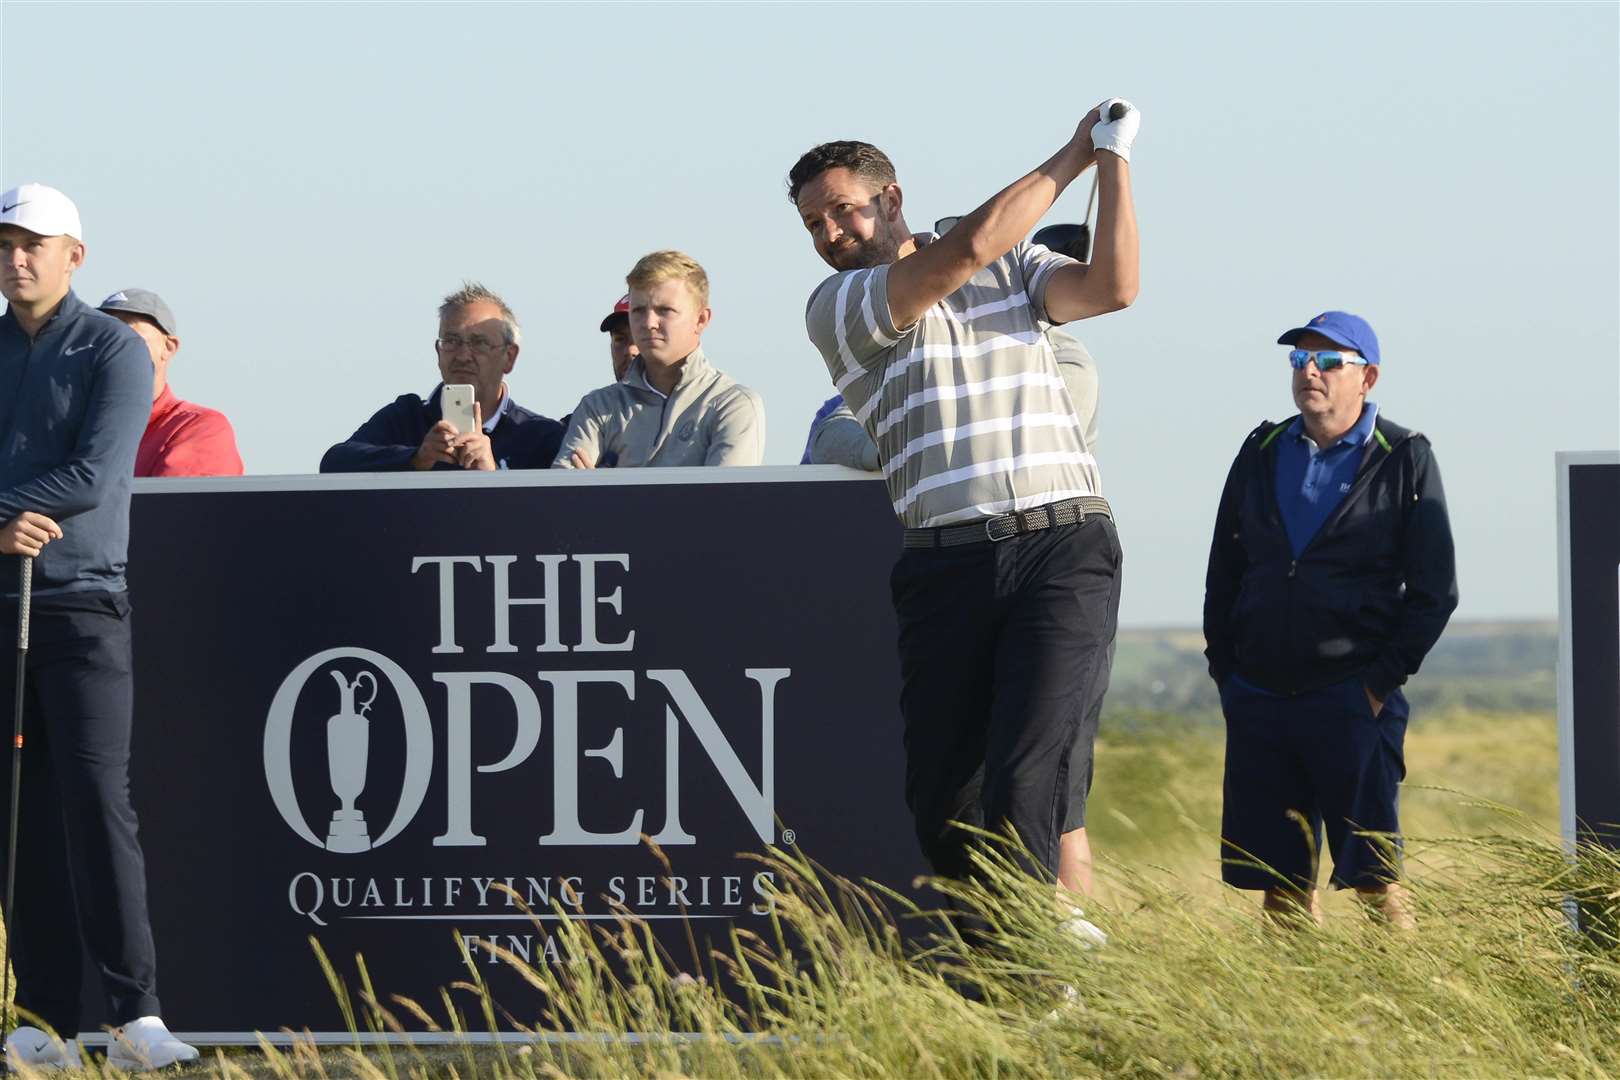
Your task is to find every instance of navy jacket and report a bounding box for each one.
[319,385,564,472]
[1202,412,1458,701]
[0,291,153,597]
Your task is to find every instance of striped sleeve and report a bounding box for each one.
[804,265,901,391]
[1017,242,1080,325]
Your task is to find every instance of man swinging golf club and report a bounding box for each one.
[788,99,1140,936]
[0,182,198,1070]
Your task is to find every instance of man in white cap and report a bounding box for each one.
[0,182,199,1069]
[97,288,244,477]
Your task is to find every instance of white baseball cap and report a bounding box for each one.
[0,183,83,242]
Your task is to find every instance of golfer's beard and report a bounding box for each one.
[829,230,901,270]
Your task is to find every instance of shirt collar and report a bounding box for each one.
[624,347,708,398]
[150,384,178,422]
[1286,401,1379,451]
[3,289,84,339]
[483,384,511,432]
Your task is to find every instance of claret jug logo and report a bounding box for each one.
[263,648,434,853]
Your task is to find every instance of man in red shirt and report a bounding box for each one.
[98,289,243,477]
[599,293,638,381]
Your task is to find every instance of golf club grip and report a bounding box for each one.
[17,556,30,652]
[1108,102,1128,121]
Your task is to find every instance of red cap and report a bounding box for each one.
[599,294,630,332]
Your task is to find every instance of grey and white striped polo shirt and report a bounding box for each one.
[805,242,1102,528]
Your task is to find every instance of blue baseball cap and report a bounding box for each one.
[1276,310,1380,365]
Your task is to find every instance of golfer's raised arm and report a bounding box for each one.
[1041,150,1139,323]
[882,106,1112,331]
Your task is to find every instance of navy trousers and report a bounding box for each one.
[890,516,1122,881]
[1219,674,1410,891]
[0,589,161,1035]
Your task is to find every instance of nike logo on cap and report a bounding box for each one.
[0,202,23,214]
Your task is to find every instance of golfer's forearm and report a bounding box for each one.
[0,464,101,520]
[1086,155,1138,310]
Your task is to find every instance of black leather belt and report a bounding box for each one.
[902,496,1113,549]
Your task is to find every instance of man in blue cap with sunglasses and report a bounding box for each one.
[1202,310,1457,930]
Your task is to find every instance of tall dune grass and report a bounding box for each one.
[204,811,1618,1080]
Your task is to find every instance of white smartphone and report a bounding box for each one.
[441,384,477,435]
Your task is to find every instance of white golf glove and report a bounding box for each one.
[1090,98,1140,162]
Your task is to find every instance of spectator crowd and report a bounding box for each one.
[3,187,1105,482]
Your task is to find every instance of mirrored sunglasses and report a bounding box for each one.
[1288,349,1368,372]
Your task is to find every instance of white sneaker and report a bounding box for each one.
[4,1026,81,1071]
[105,1017,199,1070]
[1040,983,1084,1024]
[1061,907,1109,949]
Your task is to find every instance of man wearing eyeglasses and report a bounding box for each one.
[1202,310,1457,930]
[320,282,564,472]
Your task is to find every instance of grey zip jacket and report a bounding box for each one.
[554,348,765,468]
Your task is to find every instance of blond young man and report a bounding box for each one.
[555,251,764,468]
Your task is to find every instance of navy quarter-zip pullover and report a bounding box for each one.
[0,290,153,597]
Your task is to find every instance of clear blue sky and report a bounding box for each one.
[3,2,1615,626]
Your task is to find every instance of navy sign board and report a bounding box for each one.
[93,467,923,1044]
[1557,452,1620,851]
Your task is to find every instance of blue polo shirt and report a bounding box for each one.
[1276,402,1378,556]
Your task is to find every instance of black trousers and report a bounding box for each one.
[0,590,160,1035]
[890,516,1122,880]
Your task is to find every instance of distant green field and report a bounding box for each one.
[1105,620,1558,721]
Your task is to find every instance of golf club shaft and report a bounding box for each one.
[2,555,32,1042]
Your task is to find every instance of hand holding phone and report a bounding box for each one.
[452,401,497,471]
[441,384,478,436]
[410,385,480,470]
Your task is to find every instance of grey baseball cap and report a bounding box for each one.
[98,288,177,336]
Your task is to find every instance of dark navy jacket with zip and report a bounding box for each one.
[319,384,564,472]
[0,290,153,598]
[1202,411,1458,702]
